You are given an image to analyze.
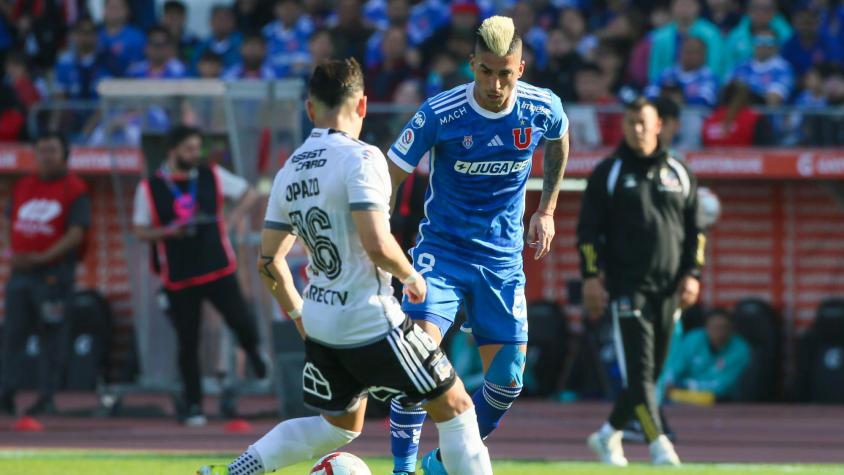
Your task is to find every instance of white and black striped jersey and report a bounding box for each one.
[265,128,405,347]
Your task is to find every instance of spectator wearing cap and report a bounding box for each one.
[99,0,146,76]
[222,34,278,80]
[160,0,199,63]
[659,308,751,402]
[781,2,843,77]
[264,0,314,77]
[127,26,187,79]
[192,6,242,71]
[647,35,719,107]
[723,0,793,76]
[648,0,724,83]
[730,28,794,105]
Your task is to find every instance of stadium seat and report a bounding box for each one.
[800,299,844,404]
[271,320,315,418]
[64,290,113,391]
[731,298,781,402]
[524,300,569,397]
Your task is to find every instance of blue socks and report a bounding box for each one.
[390,399,426,472]
[472,380,523,438]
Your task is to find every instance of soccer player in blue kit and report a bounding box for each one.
[385,16,570,474]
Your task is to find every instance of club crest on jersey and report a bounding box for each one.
[659,167,683,193]
[512,127,532,150]
[462,135,473,149]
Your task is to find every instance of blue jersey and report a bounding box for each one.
[388,81,568,265]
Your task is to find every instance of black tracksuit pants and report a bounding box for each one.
[163,274,261,407]
[1,268,75,399]
[607,289,678,442]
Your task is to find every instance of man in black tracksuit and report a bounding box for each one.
[577,97,704,466]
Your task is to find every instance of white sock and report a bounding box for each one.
[436,407,493,475]
[228,446,264,475]
[599,421,618,437]
[250,415,360,472]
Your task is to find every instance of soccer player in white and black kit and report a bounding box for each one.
[197,59,493,475]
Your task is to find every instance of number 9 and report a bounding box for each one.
[416,252,435,275]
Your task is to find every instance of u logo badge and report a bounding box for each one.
[512,127,532,150]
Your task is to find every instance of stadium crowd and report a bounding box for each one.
[1,0,844,145]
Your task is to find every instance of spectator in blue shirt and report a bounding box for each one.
[365,0,415,69]
[161,0,199,63]
[820,3,844,60]
[222,34,278,80]
[660,308,751,401]
[647,35,719,107]
[511,1,548,69]
[55,18,111,100]
[192,5,243,71]
[723,0,793,76]
[263,0,314,77]
[781,3,843,77]
[731,29,795,105]
[99,0,146,76]
[126,27,187,79]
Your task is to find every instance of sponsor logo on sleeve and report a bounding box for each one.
[411,111,426,129]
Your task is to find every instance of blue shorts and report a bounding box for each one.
[402,246,527,345]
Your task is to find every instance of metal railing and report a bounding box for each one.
[29,100,844,149]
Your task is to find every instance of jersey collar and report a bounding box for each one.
[466,82,516,120]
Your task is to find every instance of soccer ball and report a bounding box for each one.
[310,452,372,475]
[697,186,721,229]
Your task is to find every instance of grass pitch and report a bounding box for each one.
[0,451,842,475]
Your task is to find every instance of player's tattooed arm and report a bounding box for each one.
[258,229,306,337]
[527,132,569,260]
[539,131,570,214]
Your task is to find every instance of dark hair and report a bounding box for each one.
[72,16,97,32]
[210,5,233,17]
[706,307,733,323]
[167,125,202,150]
[242,32,266,45]
[575,61,603,76]
[654,96,680,120]
[308,58,365,108]
[146,25,173,43]
[34,132,70,161]
[198,50,223,64]
[624,96,658,112]
[163,0,186,14]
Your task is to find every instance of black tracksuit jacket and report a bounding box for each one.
[576,142,704,295]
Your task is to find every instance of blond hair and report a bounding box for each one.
[477,16,520,57]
